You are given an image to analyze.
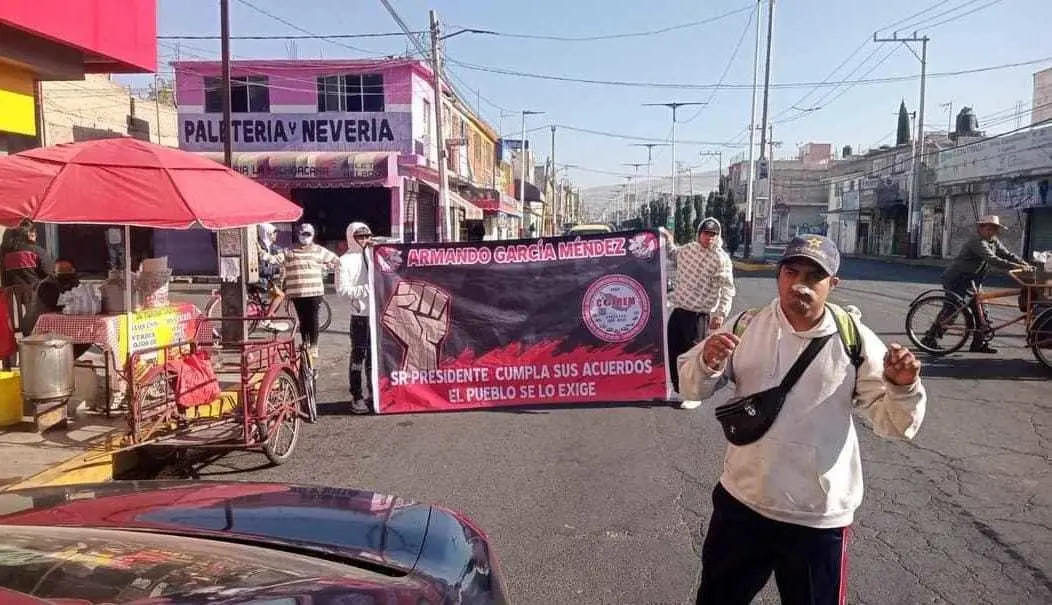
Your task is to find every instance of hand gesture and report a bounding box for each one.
[884,343,921,386]
[382,280,451,372]
[701,332,740,370]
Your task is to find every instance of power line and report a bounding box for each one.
[234,0,378,55]
[682,3,757,125]
[159,31,419,40]
[906,0,1003,30]
[554,124,747,146]
[449,4,754,42]
[444,55,1052,91]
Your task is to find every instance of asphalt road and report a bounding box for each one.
[164,258,1051,605]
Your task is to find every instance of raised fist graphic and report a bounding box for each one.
[382,280,451,372]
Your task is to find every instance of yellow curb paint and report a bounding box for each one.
[0,387,246,492]
[1,433,126,491]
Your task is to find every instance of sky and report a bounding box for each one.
[128,0,1052,199]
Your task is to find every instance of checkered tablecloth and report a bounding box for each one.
[33,303,202,355]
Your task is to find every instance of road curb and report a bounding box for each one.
[733,260,775,273]
[1,430,133,492]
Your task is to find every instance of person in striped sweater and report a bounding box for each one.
[283,223,339,360]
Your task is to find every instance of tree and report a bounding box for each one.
[896,100,912,146]
[693,194,705,223]
[147,77,175,105]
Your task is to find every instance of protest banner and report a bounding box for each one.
[370,230,668,413]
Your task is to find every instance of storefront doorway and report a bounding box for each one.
[290,186,392,251]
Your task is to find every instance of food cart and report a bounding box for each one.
[0,137,313,465]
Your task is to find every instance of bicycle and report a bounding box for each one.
[904,268,1052,371]
[204,286,332,336]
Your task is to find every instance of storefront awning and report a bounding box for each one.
[472,196,523,218]
[199,151,399,188]
[416,179,484,220]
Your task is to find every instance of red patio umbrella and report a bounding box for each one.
[0,137,302,229]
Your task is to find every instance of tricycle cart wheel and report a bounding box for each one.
[1029,306,1052,373]
[259,369,302,465]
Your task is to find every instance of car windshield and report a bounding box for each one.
[0,525,397,604]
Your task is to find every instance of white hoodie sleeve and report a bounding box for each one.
[335,254,369,300]
[713,252,736,319]
[852,323,927,440]
[676,313,746,400]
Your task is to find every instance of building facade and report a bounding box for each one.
[172,58,519,273]
[1034,67,1052,126]
[935,124,1052,259]
[0,0,156,152]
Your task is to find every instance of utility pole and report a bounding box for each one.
[765,126,782,244]
[699,151,722,179]
[429,11,453,242]
[753,0,777,258]
[623,162,645,219]
[631,143,668,223]
[518,110,544,236]
[550,125,558,232]
[875,31,928,258]
[744,0,764,259]
[218,0,247,342]
[644,102,707,230]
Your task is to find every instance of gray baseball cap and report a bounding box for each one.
[780,234,840,276]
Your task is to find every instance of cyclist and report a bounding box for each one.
[255,223,286,331]
[284,223,339,361]
[923,215,1032,353]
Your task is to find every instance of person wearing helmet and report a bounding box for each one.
[336,221,375,414]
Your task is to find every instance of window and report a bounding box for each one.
[316,74,385,112]
[204,76,269,113]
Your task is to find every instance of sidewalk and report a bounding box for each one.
[0,411,132,491]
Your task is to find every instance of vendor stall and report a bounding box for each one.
[0,137,311,465]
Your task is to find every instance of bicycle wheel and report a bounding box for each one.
[259,369,302,465]
[905,294,973,355]
[203,296,223,340]
[1029,306,1052,372]
[298,344,318,423]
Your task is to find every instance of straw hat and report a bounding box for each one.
[976,215,1005,229]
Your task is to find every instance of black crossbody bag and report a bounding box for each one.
[714,333,834,446]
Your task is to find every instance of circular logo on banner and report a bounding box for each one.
[581,275,650,343]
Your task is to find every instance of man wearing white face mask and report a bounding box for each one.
[283,223,339,360]
[336,221,375,414]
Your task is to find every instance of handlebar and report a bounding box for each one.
[1008,267,1041,288]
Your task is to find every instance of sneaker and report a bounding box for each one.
[969,344,998,354]
[920,335,939,350]
[351,399,371,415]
[679,400,703,410]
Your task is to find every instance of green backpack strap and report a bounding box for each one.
[826,303,864,369]
[731,309,761,338]
[731,304,863,369]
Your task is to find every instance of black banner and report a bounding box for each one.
[370,230,669,413]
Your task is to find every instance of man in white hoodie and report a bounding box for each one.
[678,234,926,605]
[661,217,736,410]
[336,222,374,415]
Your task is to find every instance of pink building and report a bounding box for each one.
[168,58,495,274]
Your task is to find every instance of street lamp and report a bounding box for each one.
[630,143,668,216]
[644,102,706,227]
[518,110,544,236]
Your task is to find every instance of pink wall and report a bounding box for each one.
[0,0,156,73]
[174,59,423,107]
